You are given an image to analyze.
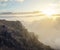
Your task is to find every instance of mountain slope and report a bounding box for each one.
[0,20,54,50]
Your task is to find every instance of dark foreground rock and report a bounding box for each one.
[0,20,54,50]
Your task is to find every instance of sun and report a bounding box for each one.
[42,8,55,16]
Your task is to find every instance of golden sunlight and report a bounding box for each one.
[42,7,56,17]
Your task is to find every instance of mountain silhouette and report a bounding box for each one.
[0,20,54,50]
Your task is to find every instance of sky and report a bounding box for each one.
[0,0,60,13]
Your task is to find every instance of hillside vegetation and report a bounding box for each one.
[0,20,54,50]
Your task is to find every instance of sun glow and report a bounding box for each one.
[42,7,56,17]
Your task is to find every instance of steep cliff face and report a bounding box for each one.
[0,20,54,50]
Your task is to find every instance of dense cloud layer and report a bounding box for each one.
[24,17,60,49]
